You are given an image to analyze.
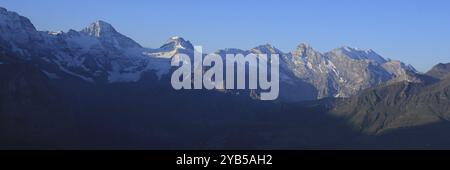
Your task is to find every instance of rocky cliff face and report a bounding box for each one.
[285,44,418,98]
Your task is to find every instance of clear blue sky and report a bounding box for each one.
[1,0,449,72]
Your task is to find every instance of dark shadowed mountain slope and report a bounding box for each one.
[330,73,450,134]
[0,49,77,148]
[426,63,450,80]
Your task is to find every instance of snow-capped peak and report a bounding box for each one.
[170,36,182,40]
[0,7,36,31]
[0,7,40,45]
[160,36,194,51]
[47,31,63,36]
[332,46,387,64]
[251,44,283,54]
[80,20,142,49]
[82,20,117,37]
[341,46,374,54]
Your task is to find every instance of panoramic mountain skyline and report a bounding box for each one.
[1,0,449,72]
[0,5,424,101]
[3,2,450,167]
[2,4,450,149]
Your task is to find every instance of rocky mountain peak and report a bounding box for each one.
[426,63,450,80]
[292,43,318,58]
[251,44,283,54]
[80,20,142,49]
[298,43,312,50]
[330,46,387,64]
[160,36,194,51]
[82,20,117,37]
[0,7,37,35]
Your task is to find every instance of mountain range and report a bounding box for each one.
[1,7,450,149]
[0,7,422,100]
